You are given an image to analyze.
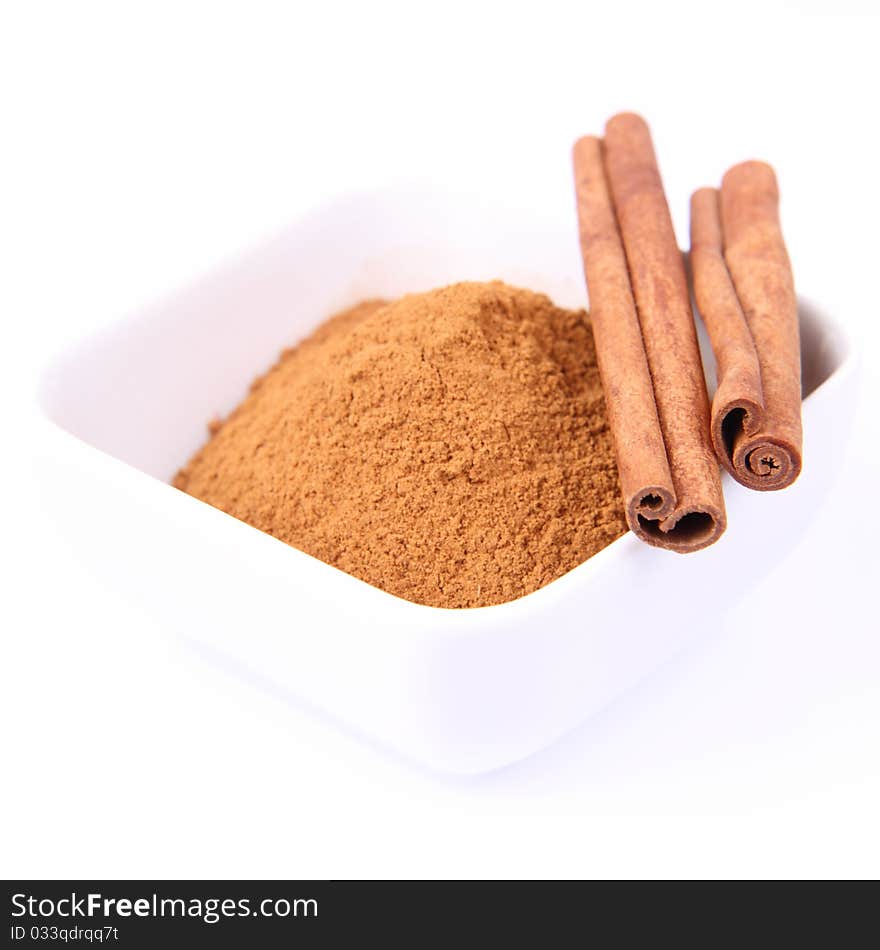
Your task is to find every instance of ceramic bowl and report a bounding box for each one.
[35,185,856,773]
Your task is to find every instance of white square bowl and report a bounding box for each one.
[34,185,856,774]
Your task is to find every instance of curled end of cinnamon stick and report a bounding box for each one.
[719,406,802,491]
[627,486,726,553]
[711,376,802,491]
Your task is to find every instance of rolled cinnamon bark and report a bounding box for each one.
[721,162,803,491]
[572,135,677,541]
[704,161,803,490]
[690,187,766,477]
[572,115,725,552]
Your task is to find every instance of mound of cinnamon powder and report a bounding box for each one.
[174,282,626,607]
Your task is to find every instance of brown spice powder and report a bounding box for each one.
[174,281,626,607]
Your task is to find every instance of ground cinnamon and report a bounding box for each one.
[174,282,627,608]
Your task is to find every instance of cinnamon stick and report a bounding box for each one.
[572,114,725,552]
[690,187,765,475]
[572,135,676,541]
[691,162,802,490]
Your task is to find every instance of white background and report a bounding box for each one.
[2,1,879,879]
